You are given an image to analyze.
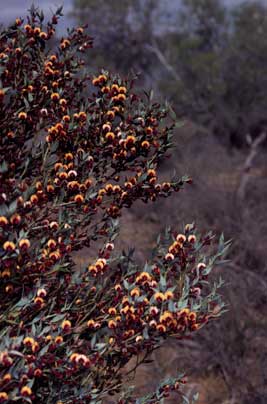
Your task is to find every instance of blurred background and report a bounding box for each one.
[1,0,267,403]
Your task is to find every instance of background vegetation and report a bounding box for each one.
[71,0,267,403]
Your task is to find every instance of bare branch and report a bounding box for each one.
[236,131,266,202]
[145,41,181,82]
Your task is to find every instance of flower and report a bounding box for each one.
[18,111,27,120]
[49,251,61,261]
[165,253,174,261]
[0,392,8,401]
[67,170,77,179]
[105,242,114,251]
[119,86,127,94]
[105,183,113,194]
[40,31,48,40]
[92,78,100,86]
[61,320,72,331]
[130,288,140,298]
[3,241,16,252]
[141,140,150,149]
[176,234,186,243]
[136,272,152,283]
[102,123,111,132]
[55,336,64,344]
[18,239,31,251]
[70,353,79,362]
[0,89,5,102]
[68,181,79,191]
[114,284,122,292]
[179,308,190,317]
[108,320,117,329]
[154,292,165,303]
[1,270,10,279]
[160,311,173,324]
[34,297,44,307]
[106,110,115,120]
[63,115,71,123]
[125,135,136,148]
[149,306,159,316]
[87,319,95,328]
[162,182,171,191]
[88,265,97,276]
[34,368,42,377]
[105,132,115,142]
[49,221,59,230]
[61,39,71,50]
[74,194,84,204]
[98,74,107,83]
[70,353,90,367]
[156,324,166,333]
[147,169,156,178]
[117,93,126,102]
[37,288,47,298]
[78,111,87,121]
[20,386,32,397]
[101,86,110,94]
[188,235,196,244]
[189,312,197,322]
[111,84,119,93]
[165,290,174,300]
[47,184,55,193]
[47,239,57,250]
[197,262,206,271]
[0,352,13,367]
[2,374,11,383]
[23,337,35,346]
[35,181,42,191]
[108,307,117,315]
[59,98,67,107]
[50,92,60,101]
[0,216,8,227]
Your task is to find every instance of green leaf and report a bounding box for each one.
[49,314,65,323]
[0,160,8,174]
[143,327,149,340]
[0,204,9,216]
[159,274,167,290]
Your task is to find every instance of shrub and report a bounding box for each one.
[0,7,229,404]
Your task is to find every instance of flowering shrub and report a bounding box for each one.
[0,7,229,404]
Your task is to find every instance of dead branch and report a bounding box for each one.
[145,41,181,82]
[237,131,266,202]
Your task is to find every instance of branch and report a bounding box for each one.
[236,131,266,202]
[145,41,181,82]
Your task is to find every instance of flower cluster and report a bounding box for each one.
[0,8,229,404]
